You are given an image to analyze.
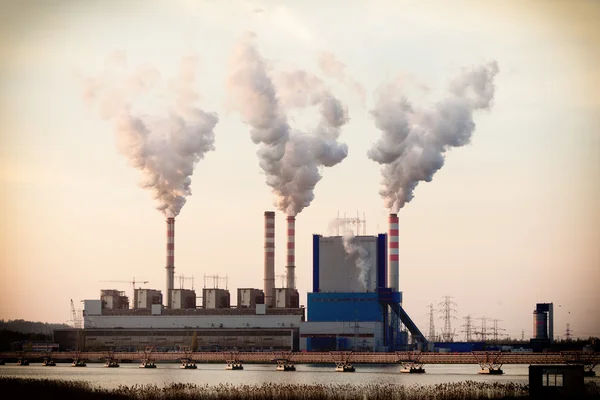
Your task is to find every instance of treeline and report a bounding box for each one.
[0,330,52,351]
[0,319,69,351]
[0,319,69,335]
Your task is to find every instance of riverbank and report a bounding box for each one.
[0,377,530,399]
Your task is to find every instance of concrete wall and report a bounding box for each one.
[84,300,102,316]
[56,328,298,352]
[237,288,264,308]
[274,288,299,308]
[171,289,196,309]
[136,289,163,309]
[84,314,303,329]
[317,236,378,293]
[203,289,230,309]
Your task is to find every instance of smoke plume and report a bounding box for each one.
[342,228,372,291]
[317,51,366,106]
[227,33,349,216]
[82,53,219,217]
[368,61,499,212]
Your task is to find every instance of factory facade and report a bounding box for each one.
[55,212,426,352]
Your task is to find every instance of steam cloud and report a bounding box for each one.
[82,53,219,217]
[368,61,499,212]
[317,51,366,106]
[342,228,372,291]
[227,33,349,216]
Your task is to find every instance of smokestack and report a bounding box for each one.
[264,211,275,307]
[388,214,399,292]
[166,217,175,308]
[286,215,296,289]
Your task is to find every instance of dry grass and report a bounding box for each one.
[1,377,599,399]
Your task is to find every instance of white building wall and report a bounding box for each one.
[84,314,302,329]
[84,300,102,316]
[318,236,378,293]
[136,289,162,309]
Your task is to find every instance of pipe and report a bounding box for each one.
[264,211,275,307]
[286,215,296,289]
[388,213,399,292]
[166,217,175,309]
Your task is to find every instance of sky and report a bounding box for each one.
[0,0,598,340]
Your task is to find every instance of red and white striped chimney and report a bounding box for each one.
[388,213,399,291]
[166,217,175,308]
[286,215,296,289]
[264,211,275,307]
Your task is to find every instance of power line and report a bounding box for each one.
[491,319,507,343]
[437,296,458,342]
[427,304,436,342]
[565,323,573,341]
[461,314,474,342]
[473,316,489,342]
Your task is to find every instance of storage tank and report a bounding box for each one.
[533,310,548,339]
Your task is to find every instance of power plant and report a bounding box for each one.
[54,212,427,352]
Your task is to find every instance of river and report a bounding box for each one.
[5,362,595,389]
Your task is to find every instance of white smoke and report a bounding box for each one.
[227,33,349,216]
[317,51,366,106]
[368,61,499,212]
[342,228,372,292]
[82,53,219,217]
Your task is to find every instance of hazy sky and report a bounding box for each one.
[1,0,598,340]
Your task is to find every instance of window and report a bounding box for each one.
[542,373,563,387]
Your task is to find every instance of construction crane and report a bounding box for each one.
[70,299,82,329]
[98,277,149,309]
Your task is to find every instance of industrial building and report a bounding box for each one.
[298,215,426,351]
[531,302,554,349]
[54,212,426,352]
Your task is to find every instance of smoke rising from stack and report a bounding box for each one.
[368,61,499,212]
[227,33,349,216]
[342,228,372,291]
[317,51,366,106]
[82,52,219,217]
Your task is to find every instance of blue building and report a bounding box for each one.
[300,232,425,351]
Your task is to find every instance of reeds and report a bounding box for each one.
[2,377,599,400]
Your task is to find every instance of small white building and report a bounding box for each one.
[135,289,163,309]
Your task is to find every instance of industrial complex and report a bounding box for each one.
[54,212,427,352]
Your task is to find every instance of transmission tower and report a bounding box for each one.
[521,329,525,341]
[461,314,474,342]
[565,324,572,341]
[474,317,489,342]
[427,304,436,342]
[491,319,507,343]
[437,296,458,342]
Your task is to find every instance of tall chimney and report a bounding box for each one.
[388,213,399,291]
[166,217,175,309]
[286,215,296,289]
[264,211,275,307]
